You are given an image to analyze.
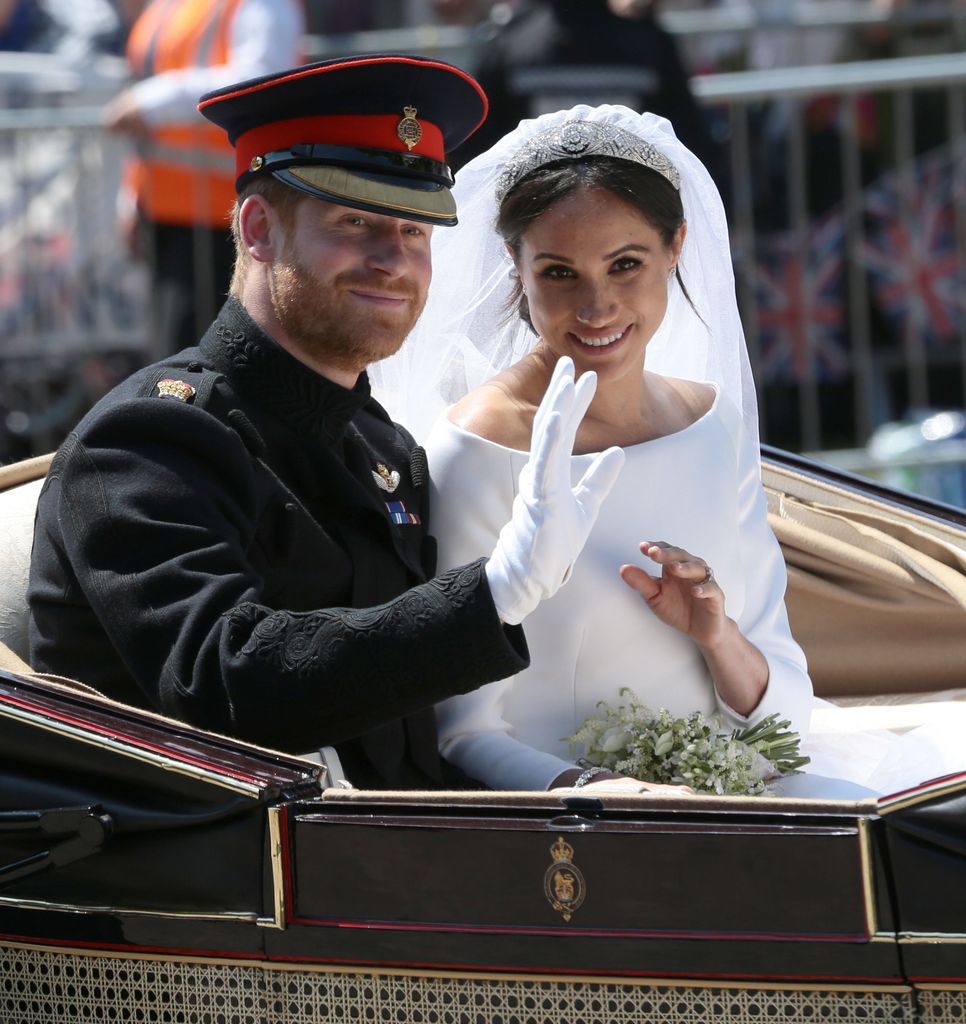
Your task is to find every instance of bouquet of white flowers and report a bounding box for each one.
[569,688,810,796]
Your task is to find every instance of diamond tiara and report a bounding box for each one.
[495,120,681,201]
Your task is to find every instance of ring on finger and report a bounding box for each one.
[700,565,714,586]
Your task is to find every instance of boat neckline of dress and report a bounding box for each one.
[439,380,721,457]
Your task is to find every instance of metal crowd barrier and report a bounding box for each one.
[697,52,966,452]
[305,3,966,69]
[0,54,142,459]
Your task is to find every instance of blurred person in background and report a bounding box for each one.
[449,0,726,199]
[0,0,47,50]
[0,0,122,54]
[102,0,304,358]
[42,0,129,58]
[429,0,501,24]
[303,0,377,35]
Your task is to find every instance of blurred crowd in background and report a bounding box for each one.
[0,0,963,502]
[0,0,941,80]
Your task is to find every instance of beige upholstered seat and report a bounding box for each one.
[0,454,52,672]
[764,460,966,700]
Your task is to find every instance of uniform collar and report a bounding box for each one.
[200,297,372,445]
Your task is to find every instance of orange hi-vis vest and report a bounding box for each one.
[126,0,244,228]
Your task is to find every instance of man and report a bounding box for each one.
[28,55,623,789]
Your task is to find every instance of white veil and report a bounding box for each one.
[369,104,758,447]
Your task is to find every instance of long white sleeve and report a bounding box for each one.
[428,416,574,790]
[712,396,813,737]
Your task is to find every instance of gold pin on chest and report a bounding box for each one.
[373,462,401,493]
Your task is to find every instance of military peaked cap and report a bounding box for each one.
[198,53,488,226]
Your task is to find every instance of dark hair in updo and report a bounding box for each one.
[497,156,694,330]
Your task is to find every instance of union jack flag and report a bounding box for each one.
[862,146,965,351]
[754,212,851,384]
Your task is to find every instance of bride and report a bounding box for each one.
[370,105,959,797]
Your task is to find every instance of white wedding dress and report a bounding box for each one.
[427,388,966,799]
[429,386,816,790]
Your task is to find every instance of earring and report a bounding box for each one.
[508,267,519,279]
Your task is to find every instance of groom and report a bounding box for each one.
[28,55,623,788]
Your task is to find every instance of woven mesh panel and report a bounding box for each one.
[921,988,966,1020]
[0,945,922,1023]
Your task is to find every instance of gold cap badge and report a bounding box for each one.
[156,378,196,403]
[396,106,422,152]
[249,155,264,172]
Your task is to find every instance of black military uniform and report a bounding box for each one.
[28,55,528,788]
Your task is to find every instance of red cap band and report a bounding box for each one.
[235,114,445,180]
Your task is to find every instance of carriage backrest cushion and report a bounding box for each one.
[765,463,966,698]
[0,455,53,664]
[0,477,44,662]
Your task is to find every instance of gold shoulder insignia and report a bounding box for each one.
[156,378,196,403]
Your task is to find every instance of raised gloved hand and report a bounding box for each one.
[485,357,625,625]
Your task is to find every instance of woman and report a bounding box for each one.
[371,105,820,794]
[370,106,959,797]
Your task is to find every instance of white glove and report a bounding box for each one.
[485,357,625,625]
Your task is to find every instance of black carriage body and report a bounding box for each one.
[1,671,964,1024]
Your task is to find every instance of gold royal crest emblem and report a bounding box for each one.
[396,105,422,151]
[543,836,586,922]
